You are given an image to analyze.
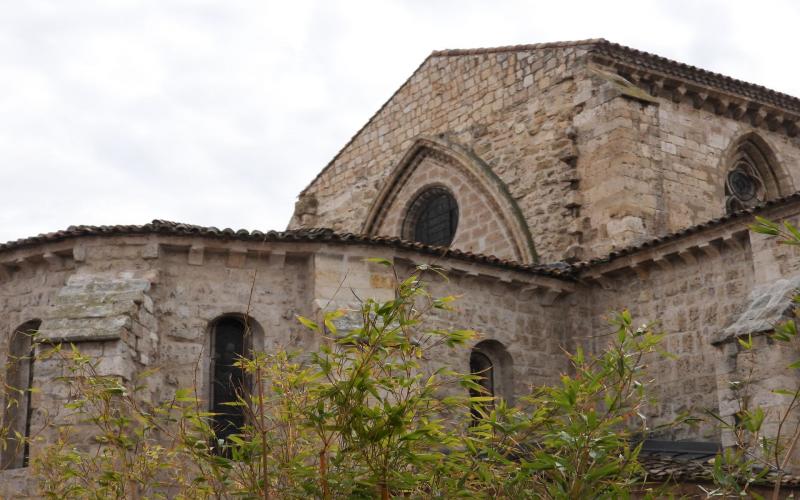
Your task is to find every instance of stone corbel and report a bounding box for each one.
[652,256,673,272]
[188,245,205,266]
[539,287,565,306]
[678,248,697,266]
[714,97,730,116]
[650,77,665,97]
[691,91,709,109]
[730,102,748,120]
[631,260,649,281]
[43,252,64,270]
[766,112,784,132]
[73,244,87,263]
[751,107,768,127]
[721,232,745,252]
[698,241,721,259]
[672,84,688,103]
[586,273,613,290]
[142,242,160,260]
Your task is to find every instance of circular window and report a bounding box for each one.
[727,169,758,202]
[725,160,766,213]
[404,188,459,246]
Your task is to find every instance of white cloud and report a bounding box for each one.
[1,0,798,242]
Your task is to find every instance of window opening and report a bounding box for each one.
[405,188,459,246]
[211,317,247,447]
[1,320,40,469]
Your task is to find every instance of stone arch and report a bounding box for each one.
[207,314,263,448]
[1,319,40,469]
[720,132,792,213]
[469,339,514,406]
[363,136,538,264]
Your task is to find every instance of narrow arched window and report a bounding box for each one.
[469,340,514,421]
[404,187,459,246]
[210,316,248,447]
[1,320,40,469]
[469,350,494,420]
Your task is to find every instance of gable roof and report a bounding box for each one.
[434,39,800,114]
[301,39,800,196]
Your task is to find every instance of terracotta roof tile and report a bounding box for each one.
[301,38,800,198]
[0,219,573,279]
[574,192,800,270]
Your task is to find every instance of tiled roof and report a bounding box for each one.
[301,38,800,196]
[592,40,800,113]
[574,192,800,270]
[0,219,572,279]
[433,39,800,114]
[5,191,800,280]
[638,444,800,488]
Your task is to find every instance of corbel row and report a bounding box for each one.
[438,259,573,307]
[600,58,800,138]
[184,243,288,269]
[0,249,74,283]
[584,228,748,288]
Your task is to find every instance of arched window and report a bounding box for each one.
[469,350,494,420]
[210,316,250,448]
[1,320,40,469]
[403,187,459,246]
[724,135,785,213]
[469,340,514,419]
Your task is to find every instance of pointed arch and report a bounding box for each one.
[720,132,792,213]
[363,136,538,264]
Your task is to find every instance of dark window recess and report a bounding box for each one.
[469,350,494,420]
[212,318,247,445]
[1,320,39,469]
[409,189,459,246]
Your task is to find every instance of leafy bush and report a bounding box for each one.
[0,261,683,498]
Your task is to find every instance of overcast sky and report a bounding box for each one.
[2,0,799,243]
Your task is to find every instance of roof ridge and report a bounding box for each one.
[594,40,800,112]
[430,38,607,57]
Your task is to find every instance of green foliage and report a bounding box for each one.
[6,264,671,498]
[701,216,800,499]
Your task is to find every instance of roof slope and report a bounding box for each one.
[0,220,572,279]
[302,38,800,196]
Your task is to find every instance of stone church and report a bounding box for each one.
[3,39,800,493]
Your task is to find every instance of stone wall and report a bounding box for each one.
[372,152,524,262]
[0,233,572,496]
[294,45,800,264]
[291,43,593,263]
[573,74,800,258]
[584,235,754,440]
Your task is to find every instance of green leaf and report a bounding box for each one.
[296,315,320,332]
[750,216,781,235]
[737,333,753,350]
[364,257,393,266]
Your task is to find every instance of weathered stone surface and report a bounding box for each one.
[5,39,800,494]
[715,274,800,343]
